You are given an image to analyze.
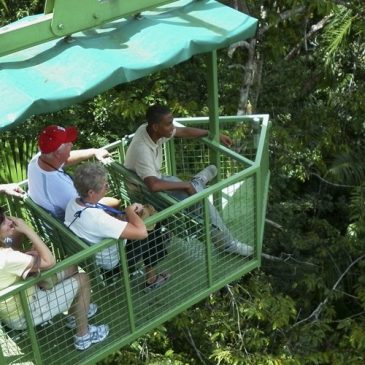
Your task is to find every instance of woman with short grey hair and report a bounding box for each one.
[65,162,170,292]
[73,162,108,199]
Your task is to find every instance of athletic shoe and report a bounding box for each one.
[224,240,253,256]
[144,272,170,293]
[74,324,109,350]
[65,303,98,329]
[191,165,217,186]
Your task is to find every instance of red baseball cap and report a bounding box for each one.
[38,125,78,153]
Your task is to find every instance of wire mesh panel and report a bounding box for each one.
[0,324,34,364]
[0,115,269,365]
[171,119,258,179]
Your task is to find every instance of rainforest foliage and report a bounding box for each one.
[1,0,365,364]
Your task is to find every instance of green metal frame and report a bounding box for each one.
[0,1,268,363]
[0,0,176,57]
[1,115,269,365]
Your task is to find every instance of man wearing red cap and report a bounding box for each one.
[28,125,113,220]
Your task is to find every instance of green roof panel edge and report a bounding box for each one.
[0,0,257,130]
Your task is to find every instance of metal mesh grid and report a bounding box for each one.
[171,120,258,180]
[1,117,268,365]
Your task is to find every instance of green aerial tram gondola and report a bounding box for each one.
[0,0,270,364]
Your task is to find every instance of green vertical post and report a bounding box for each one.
[206,50,220,168]
[19,291,43,364]
[118,144,124,164]
[206,50,222,211]
[255,170,262,261]
[203,198,213,287]
[0,341,6,365]
[255,119,270,261]
[118,240,136,333]
[166,140,176,176]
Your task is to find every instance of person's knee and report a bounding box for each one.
[74,272,90,291]
[61,265,79,279]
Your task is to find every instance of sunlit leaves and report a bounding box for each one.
[321,6,357,70]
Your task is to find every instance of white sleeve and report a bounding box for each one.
[66,203,128,244]
[87,210,128,240]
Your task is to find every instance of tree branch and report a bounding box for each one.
[333,288,359,300]
[228,64,246,71]
[228,40,251,58]
[236,38,257,115]
[265,218,284,230]
[259,5,306,37]
[226,284,247,353]
[184,329,208,365]
[333,310,365,322]
[310,172,355,188]
[285,15,332,60]
[293,254,365,327]
[262,252,319,267]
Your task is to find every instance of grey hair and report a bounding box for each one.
[73,162,107,199]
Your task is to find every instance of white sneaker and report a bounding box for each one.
[74,324,109,350]
[224,240,253,256]
[191,165,217,186]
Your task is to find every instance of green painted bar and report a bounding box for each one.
[206,51,220,143]
[119,241,136,333]
[206,51,220,172]
[174,115,266,124]
[203,198,213,287]
[0,15,53,57]
[51,0,176,36]
[18,291,42,364]
[202,138,255,166]
[166,139,177,176]
[0,336,6,364]
[0,0,176,57]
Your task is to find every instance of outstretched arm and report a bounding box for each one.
[144,176,196,195]
[65,148,111,166]
[175,126,232,147]
[175,126,208,138]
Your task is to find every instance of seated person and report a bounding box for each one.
[64,162,170,292]
[0,207,109,351]
[123,104,253,256]
[27,125,118,220]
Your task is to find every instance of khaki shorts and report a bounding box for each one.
[4,272,79,330]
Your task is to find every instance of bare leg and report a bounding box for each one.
[38,265,79,290]
[68,272,91,336]
[145,266,157,284]
[60,265,79,279]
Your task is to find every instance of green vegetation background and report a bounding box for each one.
[1,0,365,364]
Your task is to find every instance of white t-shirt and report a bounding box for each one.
[0,248,34,320]
[64,199,128,270]
[28,153,78,219]
[124,123,175,180]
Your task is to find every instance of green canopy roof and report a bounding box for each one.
[0,0,257,130]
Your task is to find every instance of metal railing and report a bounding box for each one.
[0,114,270,365]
